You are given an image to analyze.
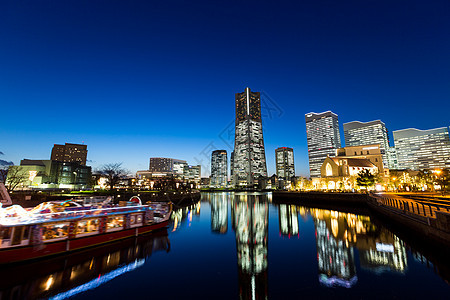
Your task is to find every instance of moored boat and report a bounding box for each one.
[0,200,172,264]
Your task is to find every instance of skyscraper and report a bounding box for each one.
[211,150,228,187]
[393,127,450,170]
[233,87,267,186]
[305,111,341,178]
[343,120,390,168]
[275,147,295,180]
[51,143,88,166]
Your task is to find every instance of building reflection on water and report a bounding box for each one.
[170,201,201,232]
[232,193,269,300]
[279,205,408,288]
[278,204,299,238]
[211,193,228,234]
[0,230,170,300]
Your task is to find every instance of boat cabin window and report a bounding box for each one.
[77,219,100,235]
[0,227,12,246]
[130,213,143,227]
[107,216,124,231]
[42,222,70,240]
[11,226,30,246]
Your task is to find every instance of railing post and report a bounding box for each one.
[423,204,426,217]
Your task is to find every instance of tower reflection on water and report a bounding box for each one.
[232,193,269,300]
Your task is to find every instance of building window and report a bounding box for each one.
[326,163,333,176]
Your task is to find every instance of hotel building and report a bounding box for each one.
[305,111,341,178]
[233,87,267,186]
[393,127,450,170]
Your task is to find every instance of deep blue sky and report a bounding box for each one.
[1,0,449,177]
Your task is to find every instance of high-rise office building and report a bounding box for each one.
[230,151,234,185]
[387,147,398,170]
[211,150,227,187]
[343,120,390,168]
[305,111,341,178]
[393,127,450,170]
[275,147,295,180]
[233,87,267,186]
[51,143,88,166]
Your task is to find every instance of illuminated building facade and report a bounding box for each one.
[305,111,341,178]
[393,127,450,170]
[182,165,201,182]
[275,147,295,180]
[343,120,390,168]
[210,150,228,187]
[7,159,91,190]
[149,157,187,176]
[232,194,268,299]
[233,87,267,187]
[387,147,398,170]
[336,144,387,176]
[51,143,88,166]
[230,151,234,185]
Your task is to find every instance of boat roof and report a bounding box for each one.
[0,205,154,227]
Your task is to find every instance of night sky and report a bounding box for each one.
[1,0,449,177]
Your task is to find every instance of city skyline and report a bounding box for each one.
[1,1,450,177]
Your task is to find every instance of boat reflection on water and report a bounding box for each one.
[280,204,409,288]
[0,230,170,300]
[170,201,201,232]
[232,193,269,300]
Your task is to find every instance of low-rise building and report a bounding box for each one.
[313,156,378,190]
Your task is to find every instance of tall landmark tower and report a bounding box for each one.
[233,87,267,186]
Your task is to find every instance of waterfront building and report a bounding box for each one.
[7,159,91,190]
[305,111,341,178]
[343,120,390,168]
[149,158,187,176]
[233,87,267,187]
[275,147,295,180]
[336,144,387,176]
[211,150,228,187]
[393,127,450,170]
[51,143,88,166]
[314,156,378,190]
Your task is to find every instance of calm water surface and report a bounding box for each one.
[1,192,450,299]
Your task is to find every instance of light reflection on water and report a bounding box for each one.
[0,192,449,299]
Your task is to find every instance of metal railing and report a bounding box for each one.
[375,196,450,218]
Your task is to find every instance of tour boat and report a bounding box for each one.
[0,200,172,264]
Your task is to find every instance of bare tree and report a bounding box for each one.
[5,166,28,192]
[98,163,128,190]
[0,167,8,183]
